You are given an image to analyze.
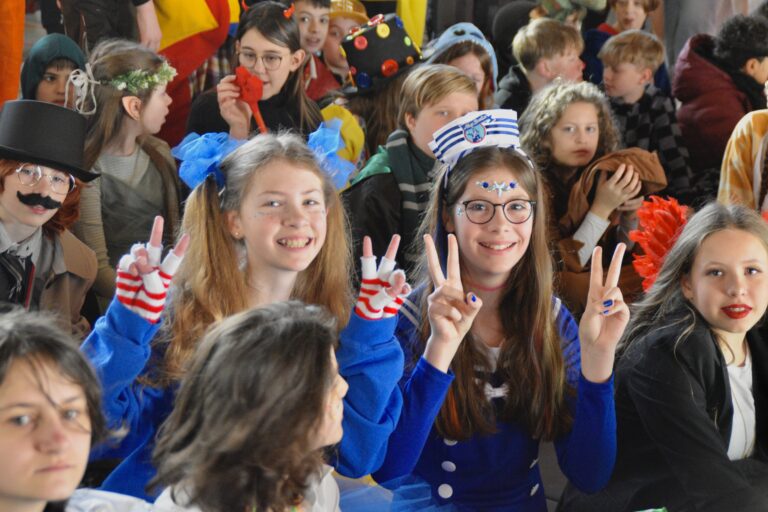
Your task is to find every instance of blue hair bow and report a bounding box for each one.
[171,132,245,190]
[307,118,356,189]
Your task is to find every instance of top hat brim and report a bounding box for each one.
[0,145,99,183]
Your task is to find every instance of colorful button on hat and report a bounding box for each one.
[341,13,422,94]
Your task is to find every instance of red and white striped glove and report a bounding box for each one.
[115,217,189,324]
[355,235,411,320]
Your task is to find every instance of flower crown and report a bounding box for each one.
[107,61,177,94]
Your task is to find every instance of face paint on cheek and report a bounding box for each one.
[16,192,63,210]
[475,180,517,198]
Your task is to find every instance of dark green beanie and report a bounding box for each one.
[20,34,86,100]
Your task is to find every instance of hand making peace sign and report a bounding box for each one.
[422,234,483,373]
[578,243,630,383]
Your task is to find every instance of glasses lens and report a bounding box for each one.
[16,166,40,186]
[464,200,494,224]
[239,51,257,67]
[50,174,74,194]
[263,55,282,71]
[504,200,532,223]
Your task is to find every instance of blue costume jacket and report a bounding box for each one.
[82,300,405,501]
[373,293,616,511]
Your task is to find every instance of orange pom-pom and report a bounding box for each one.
[629,196,689,291]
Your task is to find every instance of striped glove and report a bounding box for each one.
[115,242,183,324]
[355,254,411,320]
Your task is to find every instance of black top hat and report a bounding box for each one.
[0,100,98,182]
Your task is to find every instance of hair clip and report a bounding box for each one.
[456,205,464,216]
[476,180,517,197]
[283,3,295,19]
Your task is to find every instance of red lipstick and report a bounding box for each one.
[721,304,752,319]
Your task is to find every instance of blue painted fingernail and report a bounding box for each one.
[471,294,477,303]
[602,299,613,307]
[603,309,610,315]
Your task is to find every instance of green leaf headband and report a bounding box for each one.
[107,60,177,95]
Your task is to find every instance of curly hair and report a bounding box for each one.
[151,302,338,512]
[714,14,768,71]
[0,159,83,235]
[519,80,620,172]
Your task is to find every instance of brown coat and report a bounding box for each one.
[39,229,97,341]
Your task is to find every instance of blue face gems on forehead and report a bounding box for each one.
[475,180,517,197]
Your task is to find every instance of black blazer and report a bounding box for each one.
[560,313,768,512]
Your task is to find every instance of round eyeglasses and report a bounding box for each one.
[458,199,536,224]
[236,50,285,71]
[15,165,76,194]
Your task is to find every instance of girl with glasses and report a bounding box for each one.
[371,110,630,510]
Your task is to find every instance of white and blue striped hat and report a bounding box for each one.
[428,109,526,172]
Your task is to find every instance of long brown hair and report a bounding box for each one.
[157,133,352,385]
[428,41,495,110]
[152,302,338,512]
[414,147,574,441]
[0,159,83,235]
[236,1,322,133]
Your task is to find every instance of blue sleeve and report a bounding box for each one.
[552,305,617,493]
[654,63,672,96]
[372,312,454,483]
[333,313,405,477]
[582,30,610,85]
[80,299,162,456]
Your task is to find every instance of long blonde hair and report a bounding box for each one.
[158,133,352,385]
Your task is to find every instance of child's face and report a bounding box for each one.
[323,16,360,72]
[445,167,534,287]
[295,1,331,55]
[448,53,486,94]
[36,63,76,108]
[613,0,648,32]
[406,91,479,157]
[312,349,348,450]
[603,62,650,103]
[237,28,305,100]
[139,84,172,136]
[682,228,768,346]
[543,47,584,83]
[0,359,91,509]
[0,164,70,230]
[549,101,599,168]
[226,162,328,279]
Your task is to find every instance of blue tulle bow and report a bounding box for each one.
[172,132,245,190]
[307,118,356,189]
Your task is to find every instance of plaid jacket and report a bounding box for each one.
[610,85,692,202]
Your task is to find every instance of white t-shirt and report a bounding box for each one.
[727,350,756,461]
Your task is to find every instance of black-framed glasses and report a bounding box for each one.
[15,165,75,194]
[236,50,285,71]
[458,199,536,224]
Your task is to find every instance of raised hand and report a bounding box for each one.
[423,234,482,373]
[355,235,411,320]
[115,216,190,324]
[578,243,630,383]
[216,75,252,140]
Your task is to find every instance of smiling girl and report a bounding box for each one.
[72,39,181,311]
[371,110,630,510]
[561,202,768,511]
[82,132,409,501]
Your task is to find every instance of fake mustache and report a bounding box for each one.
[17,192,62,210]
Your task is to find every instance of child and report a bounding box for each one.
[295,0,342,100]
[82,132,409,500]
[0,100,98,338]
[152,302,348,511]
[372,109,629,510]
[599,30,692,202]
[674,14,768,189]
[561,202,768,511]
[581,0,670,94]
[343,64,478,278]
[70,39,181,312]
[719,105,768,211]
[323,0,368,84]
[427,22,499,110]
[20,33,86,108]
[0,306,158,511]
[188,1,323,138]
[495,18,584,116]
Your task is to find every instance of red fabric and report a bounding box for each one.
[234,66,267,133]
[596,22,618,36]
[305,54,341,101]
[0,0,24,109]
[157,0,231,147]
[673,34,752,173]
